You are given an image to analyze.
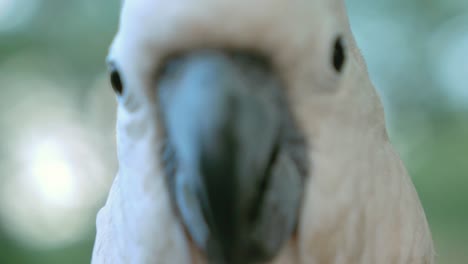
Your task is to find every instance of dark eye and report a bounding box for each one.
[109,65,124,95]
[332,36,346,73]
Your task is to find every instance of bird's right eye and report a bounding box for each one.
[109,64,124,95]
[332,35,346,73]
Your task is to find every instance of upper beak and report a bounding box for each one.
[158,50,305,264]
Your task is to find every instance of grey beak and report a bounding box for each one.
[158,50,307,264]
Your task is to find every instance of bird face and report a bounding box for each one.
[104,0,407,263]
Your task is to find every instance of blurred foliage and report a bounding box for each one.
[0,0,467,263]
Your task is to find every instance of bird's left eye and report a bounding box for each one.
[332,35,346,73]
[109,64,124,95]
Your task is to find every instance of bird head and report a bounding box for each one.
[99,1,432,263]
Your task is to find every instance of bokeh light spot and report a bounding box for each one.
[0,57,116,250]
[30,140,76,206]
[0,0,40,33]
[429,15,468,111]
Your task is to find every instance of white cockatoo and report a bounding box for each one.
[92,0,434,263]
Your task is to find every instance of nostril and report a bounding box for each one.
[157,54,184,80]
[229,50,273,71]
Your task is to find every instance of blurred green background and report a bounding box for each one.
[0,0,467,263]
